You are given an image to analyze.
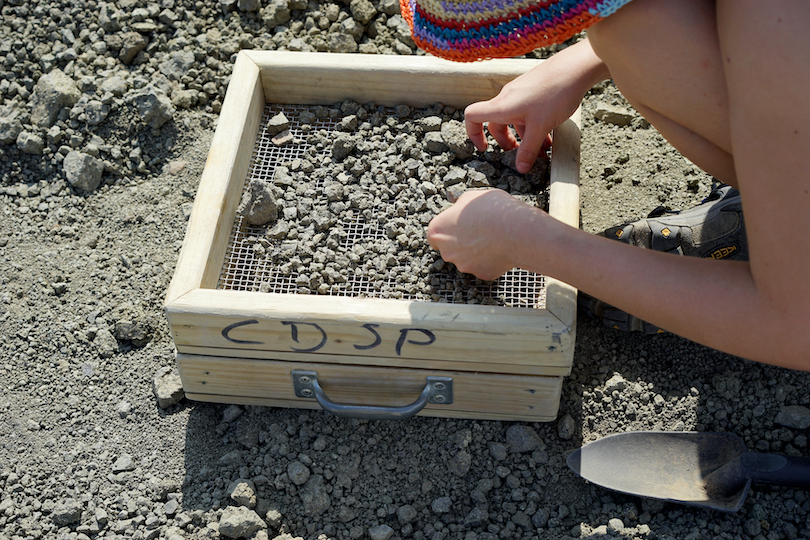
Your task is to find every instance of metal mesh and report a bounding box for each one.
[218,104,547,309]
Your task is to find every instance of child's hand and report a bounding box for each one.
[464,39,609,173]
[427,189,544,281]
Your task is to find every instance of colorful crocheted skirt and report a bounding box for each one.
[401,0,634,62]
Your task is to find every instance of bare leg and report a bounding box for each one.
[587,0,736,185]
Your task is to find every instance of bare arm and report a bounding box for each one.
[427,189,810,371]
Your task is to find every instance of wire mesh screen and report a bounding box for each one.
[217,104,547,309]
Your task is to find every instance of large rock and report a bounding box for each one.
[228,479,257,508]
[52,499,83,526]
[119,32,148,65]
[30,69,81,128]
[238,178,279,226]
[299,475,330,515]
[152,366,185,409]
[0,116,23,145]
[16,131,45,155]
[218,506,266,539]
[159,51,196,81]
[594,103,635,126]
[775,405,810,429]
[261,0,291,28]
[350,0,376,24]
[128,86,175,129]
[63,151,104,192]
[506,425,545,453]
[440,120,475,160]
[99,3,122,32]
[328,33,358,53]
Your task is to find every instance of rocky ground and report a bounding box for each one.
[1,1,809,540]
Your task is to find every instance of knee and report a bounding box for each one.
[587,0,688,65]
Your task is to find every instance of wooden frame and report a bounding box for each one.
[164,51,581,421]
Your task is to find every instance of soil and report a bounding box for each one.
[229,103,549,306]
[0,4,809,540]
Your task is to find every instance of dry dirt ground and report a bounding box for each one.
[1,52,809,540]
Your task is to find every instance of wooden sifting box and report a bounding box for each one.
[164,51,581,421]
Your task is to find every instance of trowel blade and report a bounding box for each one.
[566,431,751,512]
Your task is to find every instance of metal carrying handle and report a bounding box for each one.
[291,370,453,420]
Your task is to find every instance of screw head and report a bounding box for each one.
[301,389,313,397]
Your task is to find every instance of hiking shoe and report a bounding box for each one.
[602,184,747,261]
[581,185,747,333]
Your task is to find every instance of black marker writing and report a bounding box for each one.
[282,321,328,353]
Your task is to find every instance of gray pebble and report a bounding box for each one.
[775,405,810,429]
[267,112,291,135]
[265,507,282,528]
[222,404,245,423]
[0,116,23,145]
[608,517,625,532]
[117,400,132,417]
[594,103,635,126]
[112,453,135,473]
[218,506,267,539]
[51,498,83,526]
[440,120,475,159]
[532,507,550,528]
[164,499,180,516]
[30,69,81,127]
[557,413,576,440]
[368,524,395,540]
[397,504,417,524]
[119,32,148,65]
[93,327,119,359]
[431,496,452,513]
[152,366,185,409]
[287,461,311,485]
[128,86,175,129]
[16,131,44,155]
[238,178,280,226]
[448,450,472,477]
[228,478,257,508]
[160,51,196,82]
[464,507,489,528]
[487,441,508,460]
[339,506,357,522]
[506,425,545,453]
[512,510,533,531]
[219,450,243,466]
[445,183,467,203]
[63,151,104,192]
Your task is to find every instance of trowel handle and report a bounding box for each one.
[742,452,810,488]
